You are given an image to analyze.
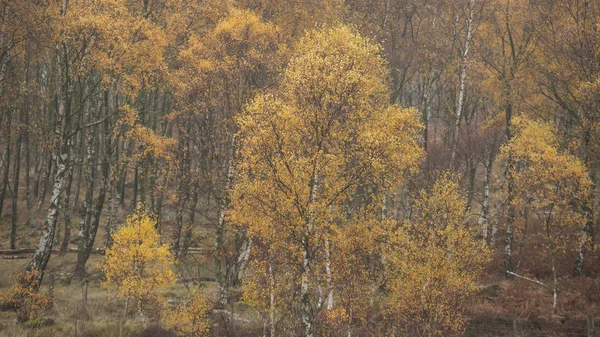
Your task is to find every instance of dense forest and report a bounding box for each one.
[0,0,599,336]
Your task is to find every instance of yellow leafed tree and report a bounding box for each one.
[230,25,422,337]
[161,289,212,337]
[103,208,176,321]
[500,117,591,313]
[389,175,490,337]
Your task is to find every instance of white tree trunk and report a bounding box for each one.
[269,258,275,337]
[301,245,312,337]
[216,134,236,306]
[451,0,475,164]
[28,27,70,278]
[325,234,333,310]
[479,152,493,243]
[236,237,252,281]
[302,165,319,337]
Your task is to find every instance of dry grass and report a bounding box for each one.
[0,251,222,337]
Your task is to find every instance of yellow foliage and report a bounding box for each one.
[230,25,423,333]
[103,209,176,313]
[161,289,212,337]
[500,117,591,238]
[389,176,490,337]
[0,270,52,323]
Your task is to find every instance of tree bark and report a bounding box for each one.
[59,146,74,255]
[573,205,594,276]
[36,149,53,211]
[0,113,11,220]
[28,91,70,283]
[181,188,198,257]
[76,90,111,277]
[10,127,22,249]
[302,164,319,337]
[479,151,493,243]
[269,255,275,337]
[172,124,190,257]
[451,0,475,165]
[215,134,235,306]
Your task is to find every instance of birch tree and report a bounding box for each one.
[230,25,422,337]
[389,175,490,337]
[500,117,591,313]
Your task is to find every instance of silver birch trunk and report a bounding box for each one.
[302,164,318,337]
[479,152,493,243]
[269,256,275,337]
[325,234,333,310]
[28,84,68,281]
[216,134,236,306]
[451,0,475,164]
[573,204,593,276]
[236,237,252,282]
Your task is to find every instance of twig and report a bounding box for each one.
[507,271,547,287]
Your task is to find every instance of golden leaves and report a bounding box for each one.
[389,176,490,337]
[230,25,423,330]
[161,289,212,337]
[103,208,176,307]
[500,117,591,244]
[0,270,53,323]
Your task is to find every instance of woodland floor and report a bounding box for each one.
[0,203,599,337]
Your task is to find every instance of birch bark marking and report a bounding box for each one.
[479,151,493,243]
[302,160,319,337]
[215,134,236,305]
[451,0,476,165]
[28,0,71,281]
[268,251,275,337]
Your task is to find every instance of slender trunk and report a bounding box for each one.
[551,250,558,314]
[105,90,120,247]
[37,150,53,211]
[216,134,235,305]
[119,140,132,207]
[104,181,114,246]
[76,90,111,277]
[28,8,73,279]
[325,233,333,310]
[574,198,594,276]
[503,77,516,277]
[138,160,147,207]
[451,0,475,164]
[302,164,319,337]
[148,157,156,213]
[25,117,31,209]
[347,308,353,337]
[0,114,11,219]
[60,147,74,255]
[479,152,493,243]
[542,204,558,314]
[269,257,275,337]
[72,129,85,210]
[301,236,312,337]
[104,179,117,247]
[172,126,189,257]
[236,236,252,285]
[490,209,499,247]
[33,141,42,199]
[78,113,96,242]
[28,86,70,283]
[123,298,129,323]
[131,165,138,209]
[466,155,477,212]
[181,188,198,257]
[505,210,515,278]
[10,131,22,249]
[154,164,169,236]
